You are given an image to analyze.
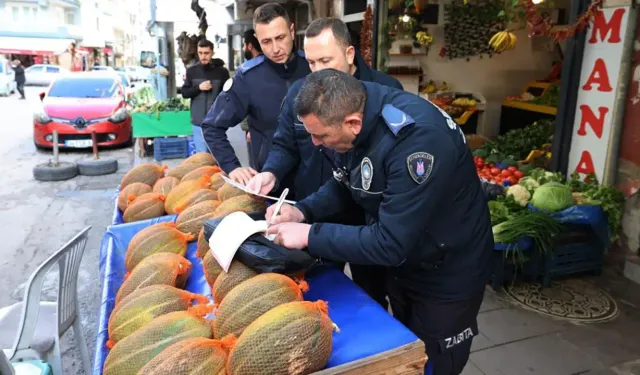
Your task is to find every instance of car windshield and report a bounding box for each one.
[48,77,119,98]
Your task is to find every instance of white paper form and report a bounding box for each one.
[209,211,273,272]
[220,175,296,204]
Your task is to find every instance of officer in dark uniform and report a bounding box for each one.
[247,17,402,310]
[201,3,310,185]
[266,69,494,375]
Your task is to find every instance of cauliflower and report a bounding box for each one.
[518,177,540,191]
[506,184,531,206]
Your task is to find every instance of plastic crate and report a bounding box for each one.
[153,137,189,161]
[539,224,605,286]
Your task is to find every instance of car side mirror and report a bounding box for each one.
[39,92,46,101]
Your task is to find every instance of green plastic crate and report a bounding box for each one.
[132,111,192,138]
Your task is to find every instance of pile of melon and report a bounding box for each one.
[117,152,263,232]
[104,153,337,375]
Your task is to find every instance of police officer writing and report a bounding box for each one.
[247,17,402,309]
[265,69,494,375]
[201,3,310,185]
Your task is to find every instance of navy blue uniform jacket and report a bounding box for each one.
[295,82,494,300]
[261,54,403,202]
[201,51,311,174]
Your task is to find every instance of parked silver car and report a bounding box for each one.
[24,64,70,86]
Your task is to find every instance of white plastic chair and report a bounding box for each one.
[0,349,15,375]
[0,226,92,375]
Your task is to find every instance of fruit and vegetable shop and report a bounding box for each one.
[87,0,640,374]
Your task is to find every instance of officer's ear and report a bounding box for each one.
[289,23,296,39]
[345,46,355,66]
[343,113,363,136]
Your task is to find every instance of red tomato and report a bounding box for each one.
[501,170,512,177]
[508,176,518,185]
[491,168,500,176]
[495,177,504,184]
[478,157,485,164]
[508,166,518,172]
[514,170,524,178]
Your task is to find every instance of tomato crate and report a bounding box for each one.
[153,136,189,161]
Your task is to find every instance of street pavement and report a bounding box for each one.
[1,87,640,375]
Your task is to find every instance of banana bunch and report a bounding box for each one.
[488,30,517,52]
[452,98,477,107]
[416,31,433,46]
[422,80,438,94]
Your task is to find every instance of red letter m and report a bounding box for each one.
[588,8,625,44]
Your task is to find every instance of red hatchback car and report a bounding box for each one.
[33,72,133,149]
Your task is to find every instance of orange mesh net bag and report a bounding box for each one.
[137,336,235,375]
[226,300,336,375]
[122,193,166,223]
[181,166,223,183]
[213,273,308,339]
[115,253,192,305]
[120,163,167,190]
[195,229,223,287]
[183,152,217,167]
[103,307,215,375]
[153,176,180,196]
[211,260,257,304]
[125,222,194,272]
[175,200,221,237]
[117,182,152,212]
[106,285,209,348]
[164,176,213,214]
[172,188,218,213]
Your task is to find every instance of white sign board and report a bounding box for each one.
[567,7,631,181]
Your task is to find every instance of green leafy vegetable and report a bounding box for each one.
[530,182,574,213]
[492,210,562,253]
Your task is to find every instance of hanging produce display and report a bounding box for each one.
[360,5,374,67]
[443,0,506,60]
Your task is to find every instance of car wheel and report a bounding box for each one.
[33,161,78,181]
[77,158,119,176]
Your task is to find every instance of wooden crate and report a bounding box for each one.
[313,340,427,375]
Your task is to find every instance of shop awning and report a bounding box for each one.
[0,37,74,55]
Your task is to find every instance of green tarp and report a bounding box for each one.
[132,111,192,138]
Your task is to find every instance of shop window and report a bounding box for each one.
[65,10,76,25]
[12,7,19,22]
[345,21,363,52]
[345,0,367,15]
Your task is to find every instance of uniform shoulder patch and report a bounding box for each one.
[381,104,415,136]
[223,78,233,92]
[406,152,434,184]
[237,55,265,74]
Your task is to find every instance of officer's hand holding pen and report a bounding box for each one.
[266,203,305,226]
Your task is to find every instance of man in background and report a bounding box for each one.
[182,39,230,153]
[240,28,263,167]
[12,60,25,100]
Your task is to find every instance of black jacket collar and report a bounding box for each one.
[353,53,374,82]
[353,82,386,149]
[265,49,302,79]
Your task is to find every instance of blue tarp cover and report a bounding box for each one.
[95,214,423,374]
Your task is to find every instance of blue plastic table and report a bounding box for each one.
[96,213,429,374]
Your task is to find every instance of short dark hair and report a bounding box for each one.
[253,3,291,26]
[295,69,366,127]
[305,17,352,49]
[197,39,214,50]
[243,29,262,53]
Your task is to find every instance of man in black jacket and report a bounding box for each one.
[247,17,403,310]
[181,39,230,153]
[12,60,25,100]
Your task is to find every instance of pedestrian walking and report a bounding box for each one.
[12,60,25,100]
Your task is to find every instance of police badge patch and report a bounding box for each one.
[223,78,233,92]
[361,157,373,190]
[407,152,434,184]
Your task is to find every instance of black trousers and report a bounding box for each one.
[16,82,25,98]
[386,277,484,375]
